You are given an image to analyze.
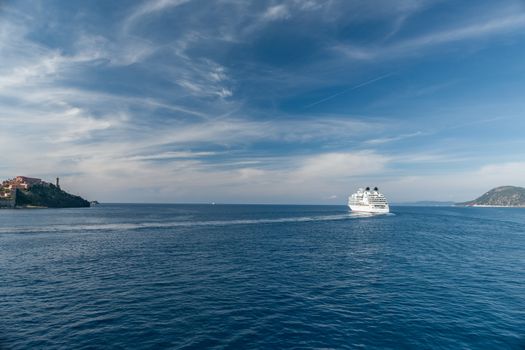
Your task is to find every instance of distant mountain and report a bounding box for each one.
[394,201,455,207]
[457,186,525,207]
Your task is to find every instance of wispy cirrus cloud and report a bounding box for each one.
[365,131,424,145]
[262,4,291,21]
[123,0,192,33]
[337,12,525,60]
[1,0,524,203]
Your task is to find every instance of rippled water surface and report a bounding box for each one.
[1,204,524,349]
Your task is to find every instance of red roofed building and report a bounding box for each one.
[4,176,43,190]
[15,176,42,185]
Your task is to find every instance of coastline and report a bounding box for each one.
[466,204,525,208]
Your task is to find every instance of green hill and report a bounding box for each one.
[15,184,90,208]
[458,186,525,207]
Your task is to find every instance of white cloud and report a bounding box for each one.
[394,13,525,49]
[293,152,388,180]
[263,4,291,21]
[365,131,424,145]
[338,13,525,60]
[217,88,233,98]
[1,0,524,205]
[95,150,390,203]
[294,0,324,11]
[123,151,216,161]
[383,161,525,202]
[124,0,192,32]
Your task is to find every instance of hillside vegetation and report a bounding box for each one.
[458,186,525,207]
[15,184,90,208]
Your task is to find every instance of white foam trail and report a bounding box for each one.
[0,212,390,234]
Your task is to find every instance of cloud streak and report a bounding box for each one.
[365,131,424,145]
[338,12,525,60]
[304,73,394,108]
[123,0,192,33]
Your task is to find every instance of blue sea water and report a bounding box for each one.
[1,204,524,349]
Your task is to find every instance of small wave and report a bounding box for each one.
[0,213,385,234]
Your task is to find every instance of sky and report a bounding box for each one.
[1,0,525,204]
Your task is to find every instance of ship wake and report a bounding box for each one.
[0,212,391,234]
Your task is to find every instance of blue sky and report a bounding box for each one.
[1,0,525,203]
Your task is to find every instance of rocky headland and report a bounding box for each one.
[457,186,525,207]
[0,176,90,208]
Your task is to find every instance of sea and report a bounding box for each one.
[1,204,524,349]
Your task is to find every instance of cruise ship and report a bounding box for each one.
[348,187,389,213]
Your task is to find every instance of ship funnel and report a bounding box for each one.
[374,187,378,191]
[365,187,370,191]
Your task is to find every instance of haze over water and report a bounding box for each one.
[1,204,524,349]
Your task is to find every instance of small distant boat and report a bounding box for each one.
[348,187,389,213]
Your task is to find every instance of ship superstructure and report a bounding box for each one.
[348,187,389,213]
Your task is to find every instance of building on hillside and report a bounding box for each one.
[2,176,44,191]
[8,183,28,190]
[15,176,43,186]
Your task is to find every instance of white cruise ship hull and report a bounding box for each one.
[349,204,389,214]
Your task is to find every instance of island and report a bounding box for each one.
[0,176,90,208]
[457,185,525,207]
